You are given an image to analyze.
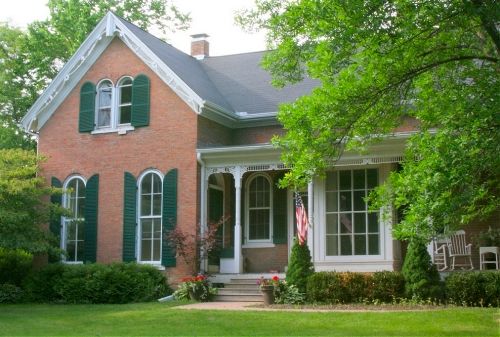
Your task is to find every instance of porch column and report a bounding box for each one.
[233,166,243,273]
[307,181,314,260]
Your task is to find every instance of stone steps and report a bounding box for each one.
[214,278,262,302]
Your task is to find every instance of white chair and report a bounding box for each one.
[446,230,473,270]
[432,239,448,271]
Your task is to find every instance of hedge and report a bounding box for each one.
[24,262,172,304]
[445,270,500,307]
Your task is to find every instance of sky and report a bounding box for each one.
[0,0,267,56]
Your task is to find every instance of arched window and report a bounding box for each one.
[62,176,86,263]
[246,174,272,242]
[96,80,113,128]
[138,171,163,263]
[118,77,133,125]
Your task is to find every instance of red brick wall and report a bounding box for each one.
[38,38,198,283]
[197,116,232,147]
[243,244,288,273]
[232,125,284,145]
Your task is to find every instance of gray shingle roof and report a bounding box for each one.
[118,17,319,115]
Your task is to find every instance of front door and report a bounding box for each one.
[208,187,224,266]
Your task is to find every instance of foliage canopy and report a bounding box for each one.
[238,0,499,240]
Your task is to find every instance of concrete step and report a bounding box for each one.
[224,283,259,289]
[214,294,263,302]
[217,288,261,295]
[229,278,260,284]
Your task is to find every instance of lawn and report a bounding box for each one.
[0,302,497,336]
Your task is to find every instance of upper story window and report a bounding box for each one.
[62,176,86,263]
[246,174,272,243]
[78,74,150,134]
[96,80,113,128]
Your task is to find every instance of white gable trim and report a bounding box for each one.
[21,12,204,132]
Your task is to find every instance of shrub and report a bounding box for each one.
[24,262,171,303]
[286,238,314,293]
[0,248,33,286]
[402,239,443,300]
[306,271,370,304]
[274,281,305,304]
[445,271,500,307]
[371,271,405,302]
[0,283,23,303]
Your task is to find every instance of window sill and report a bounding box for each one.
[91,125,135,135]
[138,261,165,270]
[242,242,275,249]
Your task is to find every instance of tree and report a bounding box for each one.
[286,238,314,293]
[0,149,61,253]
[0,0,190,149]
[238,0,499,240]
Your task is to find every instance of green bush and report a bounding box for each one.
[274,281,305,304]
[0,283,24,303]
[24,262,171,303]
[402,239,443,300]
[306,271,371,304]
[286,239,314,293]
[445,271,500,307]
[0,248,33,286]
[371,271,405,302]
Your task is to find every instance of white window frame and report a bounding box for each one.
[95,79,113,129]
[117,76,133,126]
[91,77,135,135]
[244,173,273,246]
[61,175,87,264]
[137,169,163,265]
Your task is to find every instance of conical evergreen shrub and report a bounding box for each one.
[286,238,314,293]
[402,239,443,301]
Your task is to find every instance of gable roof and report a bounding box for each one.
[21,12,318,132]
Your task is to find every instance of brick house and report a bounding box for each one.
[21,13,496,283]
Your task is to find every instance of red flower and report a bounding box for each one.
[272,275,279,281]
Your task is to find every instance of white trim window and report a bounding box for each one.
[138,170,163,263]
[325,169,379,256]
[62,176,86,263]
[246,174,272,243]
[96,79,113,128]
[117,76,133,125]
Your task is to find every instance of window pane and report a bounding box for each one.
[339,191,351,211]
[76,241,84,262]
[141,195,151,216]
[77,220,85,240]
[367,169,378,188]
[153,219,162,239]
[326,171,337,191]
[153,174,162,193]
[152,239,161,261]
[77,197,85,219]
[353,191,366,211]
[141,174,152,194]
[325,191,338,212]
[326,214,338,234]
[152,194,161,216]
[141,219,153,238]
[120,85,132,104]
[353,170,365,189]
[141,240,152,261]
[339,171,351,190]
[67,241,76,261]
[369,234,379,255]
[120,105,131,124]
[340,213,352,233]
[249,209,270,240]
[99,87,112,106]
[354,213,366,233]
[326,235,338,256]
[67,221,77,241]
[368,212,379,232]
[97,108,111,127]
[340,235,352,255]
[354,235,366,255]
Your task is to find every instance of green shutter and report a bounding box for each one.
[79,82,95,132]
[162,168,178,267]
[50,177,62,237]
[131,74,150,127]
[273,174,288,244]
[84,174,99,263]
[123,172,137,262]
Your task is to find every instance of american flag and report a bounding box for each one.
[295,192,308,245]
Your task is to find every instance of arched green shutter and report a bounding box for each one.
[123,172,137,262]
[84,174,99,263]
[50,177,62,237]
[162,168,177,267]
[79,82,95,132]
[131,74,150,127]
[273,174,288,244]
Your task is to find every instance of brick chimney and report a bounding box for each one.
[190,33,209,59]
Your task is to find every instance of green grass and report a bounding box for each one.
[0,302,497,336]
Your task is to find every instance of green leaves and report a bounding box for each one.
[240,0,499,239]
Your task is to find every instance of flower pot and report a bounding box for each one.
[260,285,275,305]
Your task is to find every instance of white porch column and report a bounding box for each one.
[307,181,314,260]
[233,166,243,273]
[198,154,209,273]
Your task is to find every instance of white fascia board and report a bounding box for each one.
[21,12,205,132]
[197,144,280,166]
[201,102,280,128]
[21,14,113,131]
